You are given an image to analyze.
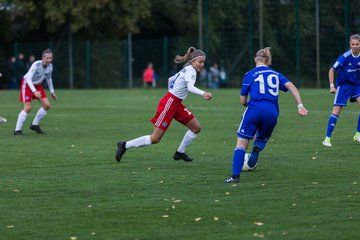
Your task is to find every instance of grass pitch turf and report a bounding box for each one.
[0,88,359,239]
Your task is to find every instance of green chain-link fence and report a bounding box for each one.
[2,0,359,89]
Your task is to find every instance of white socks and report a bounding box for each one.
[126,135,152,149]
[124,130,197,152]
[177,130,197,153]
[15,107,48,131]
[32,107,47,125]
[15,110,28,131]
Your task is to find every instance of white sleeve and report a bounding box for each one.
[184,68,205,96]
[187,83,205,96]
[46,77,55,93]
[24,64,37,92]
[45,66,55,93]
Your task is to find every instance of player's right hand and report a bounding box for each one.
[330,86,336,94]
[34,91,42,98]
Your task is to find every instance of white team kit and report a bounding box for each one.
[168,65,205,99]
[14,54,55,135]
[24,60,54,93]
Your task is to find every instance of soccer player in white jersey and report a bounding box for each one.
[115,47,212,162]
[322,34,360,146]
[13,49,57,135]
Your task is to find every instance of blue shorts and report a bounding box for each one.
[334,84,360,106]
[237,108,277,142]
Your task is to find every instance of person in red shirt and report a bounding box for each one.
[143,63,155,88]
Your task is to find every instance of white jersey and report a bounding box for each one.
[168,65,205,100]
[24,60,54,93]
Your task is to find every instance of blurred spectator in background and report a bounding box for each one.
[0,58,5,89]
[153,70,159,88]
[199,67,208,87]
[15,52,26,88]
[26,54,35,71]
[219,66,228,88]
[143,62,155,88]
[5,56,16,89]
[209,63,220,89]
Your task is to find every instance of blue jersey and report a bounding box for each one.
[241,65,289,116]
[332,50,360,85]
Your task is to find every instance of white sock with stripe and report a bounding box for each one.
[32,107,47,125]
[15,110,28,131]
[126,135,152,149]
[177,130,197,153]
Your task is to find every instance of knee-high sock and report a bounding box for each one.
[32,107,47,125]
[232,146,246,177]
[249,140,266,167]
[356,114,360,133]
[15,110,28,131]
[177,130,197,153]
[326,114,338,138]
[125,135,152,149]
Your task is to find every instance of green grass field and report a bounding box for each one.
[0,88,359,240]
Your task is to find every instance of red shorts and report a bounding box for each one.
[151,92,195,131]
[20,80,47,102]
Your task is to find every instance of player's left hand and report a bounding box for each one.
[203,92,212,100]
[297,104,308,116]
[51,92,57,100]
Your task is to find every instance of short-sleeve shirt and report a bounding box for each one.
[241,65,290,116]
[332,50,360,85]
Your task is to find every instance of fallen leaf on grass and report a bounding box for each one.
[253,233,265,238]
[254,222,264,226]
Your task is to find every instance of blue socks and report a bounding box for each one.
[357,115,360,133]
[326,114,338,138]
[232,147,246,178]
[248,148,260,168]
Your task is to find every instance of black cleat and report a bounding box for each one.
[173,151,193,162]
[115,141,126,162]
[224,177,240,183]
[30,124,44,134]
[13,130,23,135]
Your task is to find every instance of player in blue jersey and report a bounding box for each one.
[322,34,360,147]
[224,47,308,183]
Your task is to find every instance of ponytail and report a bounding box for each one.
[174,47,206,65]
[254,47,272,66]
